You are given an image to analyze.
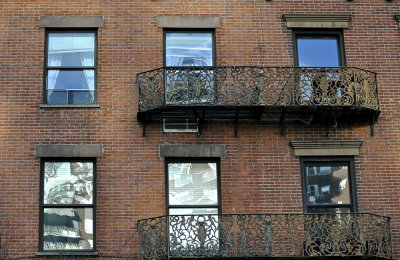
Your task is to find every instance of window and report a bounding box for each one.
[293,30,344,67]
[164,31,215,67]
[166,158,220,215]
[301,157,357,213]
[166,158,221,257]
[40,159,95,252]
[45,31,96,105]
[164,31,215,107]
[293,31,345,104]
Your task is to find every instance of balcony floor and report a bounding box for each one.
[137,105,379,125]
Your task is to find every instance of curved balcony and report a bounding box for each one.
[137,67,379,128]
[137,213,392,260]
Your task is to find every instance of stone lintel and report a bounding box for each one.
[158,16,221,28]
[35,144,104,157]
[290,140,362,156]
[39,16,104,28]
[283,14,352,28]
[160,144,226,158]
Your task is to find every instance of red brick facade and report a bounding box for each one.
[0,0,399,258]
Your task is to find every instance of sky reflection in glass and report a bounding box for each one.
[297,38,340,67]
[166,33,213,66]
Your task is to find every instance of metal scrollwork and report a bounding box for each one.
[168,215,220,258]
[138,213,392,260]
[137,66,379,112]
[138,216,168,260]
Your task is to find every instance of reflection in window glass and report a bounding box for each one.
[48,33,94,67]
[44,162,93,204]
[306,165,350,205]
[303,160,355,214]
[166,33,213,66]
[167,161,219,216]
[168,163,218,207]
[297,38,340,67]
[43,208,93,250]
[41,160,95,252]
[167,160,220,255]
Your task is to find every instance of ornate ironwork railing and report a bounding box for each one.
[137,213,392,260]
[137,67,379,112]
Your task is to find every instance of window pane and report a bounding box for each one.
[43,208,93,250]
[47,89,95,105]
[297,38,339,67]
[169,208,218,215]
[44,162,93,205]
[48,33,95,67]
[166,33,213,66]
[306,165,350,206]
[47,70,95,90]
[168,163,218,206]
[47,70,95,104]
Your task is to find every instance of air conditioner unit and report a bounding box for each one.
[163,119,198,133]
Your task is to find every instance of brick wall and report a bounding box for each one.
[0,0,399,258]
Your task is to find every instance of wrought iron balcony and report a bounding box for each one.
[137,67,379,128]
[138,213,392,260]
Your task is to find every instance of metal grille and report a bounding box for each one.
[138,67,379,112]
[137,213,392,260]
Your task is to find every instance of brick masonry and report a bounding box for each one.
[0,0,400,258]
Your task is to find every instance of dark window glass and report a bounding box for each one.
[302,159,356,213]
[45,32,96,104]
[167,159,220,215]
[41,160,95,252]
[294,31,344,67]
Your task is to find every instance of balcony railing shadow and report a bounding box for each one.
[137,66,379,112]
[137,213,392,260]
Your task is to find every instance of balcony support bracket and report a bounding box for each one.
[256,106,265,121]
[324,109,334,137]
[325,123,330,138]
[234,108,240,137]
[193,108,206,136]
[279,108,286,136]
[142,122,146,137]
[370,116,375,137]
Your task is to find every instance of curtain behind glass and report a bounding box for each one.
[47,33,95,91]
